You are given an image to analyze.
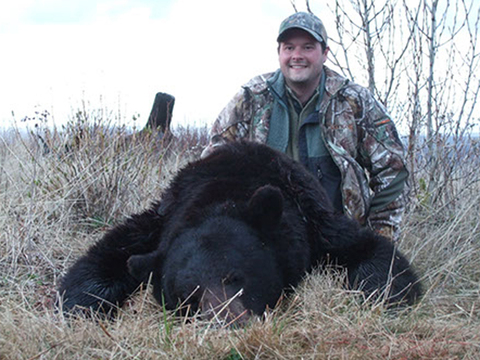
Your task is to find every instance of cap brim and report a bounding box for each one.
[277,25,325,44]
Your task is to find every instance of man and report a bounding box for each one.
[202,12,408,241]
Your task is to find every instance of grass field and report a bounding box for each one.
[0,122,479,359]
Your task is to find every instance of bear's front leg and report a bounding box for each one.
[346,228,422,306]
[58,207,163,315]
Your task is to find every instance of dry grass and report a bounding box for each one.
[0,121,479,360]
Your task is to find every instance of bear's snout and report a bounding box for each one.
[199,286,251,326]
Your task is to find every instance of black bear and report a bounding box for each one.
[58,141,421,323]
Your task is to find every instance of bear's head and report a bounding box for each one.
[128,185,286,324]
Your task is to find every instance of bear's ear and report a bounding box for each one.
[247,185,284,230]
[127,252,159,282]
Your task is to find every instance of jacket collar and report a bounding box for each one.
[323,66,349,97]
[266,69,286,101]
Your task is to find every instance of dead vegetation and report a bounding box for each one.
[0,120,479,360]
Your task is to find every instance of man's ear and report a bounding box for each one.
[247,185,284,231]
[127,252,159,282]
[323,45,330,57]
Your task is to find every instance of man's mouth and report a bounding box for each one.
[290,64,307,69]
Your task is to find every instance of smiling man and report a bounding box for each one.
[202,12,408,242]
[278,27,327,104]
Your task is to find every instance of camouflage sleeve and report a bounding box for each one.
[201,88,252,158]
[356,89,409,241]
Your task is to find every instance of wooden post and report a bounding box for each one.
[145,92,175,135]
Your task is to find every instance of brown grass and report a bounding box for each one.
[0,120,479,359]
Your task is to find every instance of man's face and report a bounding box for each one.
[278,29,328,89]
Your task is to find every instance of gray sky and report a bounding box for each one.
[0,0,321,130]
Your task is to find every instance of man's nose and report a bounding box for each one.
[291,47,304,59]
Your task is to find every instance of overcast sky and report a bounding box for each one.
[0,0,332,130]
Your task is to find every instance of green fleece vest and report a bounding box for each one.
[266,72,343,211]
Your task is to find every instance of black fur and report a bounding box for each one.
[58,141,421,317]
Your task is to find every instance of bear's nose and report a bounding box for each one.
[199,286,251,326]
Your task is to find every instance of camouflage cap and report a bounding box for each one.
[277,12,328,45]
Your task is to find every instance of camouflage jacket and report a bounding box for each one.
[203,66,408,241]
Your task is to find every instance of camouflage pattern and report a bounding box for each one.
[203,66,408,241]
[277,12,328,45]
